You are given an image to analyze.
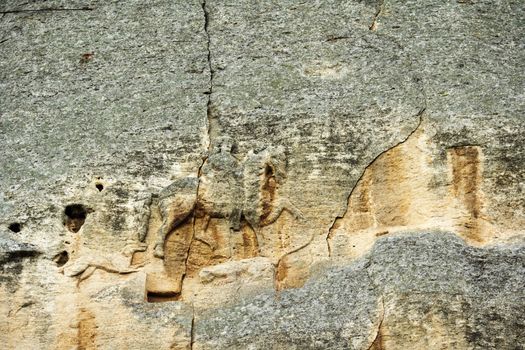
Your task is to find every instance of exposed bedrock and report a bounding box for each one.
[0,0,523,349]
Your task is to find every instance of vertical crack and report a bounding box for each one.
[202,0,214,151]
[178,0,213,300]
[177,156,207,298]
[190,303,196,350]
[178,212,198,300]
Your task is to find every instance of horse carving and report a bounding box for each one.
[153,140,303,258]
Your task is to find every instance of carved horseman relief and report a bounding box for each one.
[58,139,302,294]
[153,138,303,259]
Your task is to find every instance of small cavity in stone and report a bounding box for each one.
[146,291,180,303]
[8,222,22,233]
[64,204,90,233]
[95,183,104,191]
[53,251,69,267]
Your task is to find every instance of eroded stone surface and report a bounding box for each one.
[195,233,525,349]
[0,0,524,349]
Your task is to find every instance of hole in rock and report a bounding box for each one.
[53,251,69,267]
[8,222,22,233]
[264,164,273,177]
[64,204,90,233]
[95,183,104,191]
[146,292,180,303]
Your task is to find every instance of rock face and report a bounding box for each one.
[197,233,525,349]
[0,0,523,349]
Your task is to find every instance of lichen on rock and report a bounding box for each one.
[0,0,523,349]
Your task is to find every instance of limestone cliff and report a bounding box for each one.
[0,0,523,349]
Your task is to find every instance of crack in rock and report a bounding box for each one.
[368,296,385,350]
[202,0,214,151]
[369,0,385,31]
[1,7,93,14]
[326,109,425,257]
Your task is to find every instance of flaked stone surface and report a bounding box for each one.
[0,0,524,349]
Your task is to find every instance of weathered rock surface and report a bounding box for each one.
[196,233,525,349]
[0,0,523,349]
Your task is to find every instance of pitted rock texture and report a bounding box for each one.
[0,0,524,349]
[195,233,525,349]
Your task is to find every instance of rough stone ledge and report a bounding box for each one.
[195,232,525,350]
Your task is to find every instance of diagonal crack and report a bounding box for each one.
[369,0,385,31]
[365,246,386,350]
[326,108,425,257]
[368,296,385,350]
[274,230,316,292]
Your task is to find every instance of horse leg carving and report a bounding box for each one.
[201,214,211,233]
[154,213,171,259]
[244,218,263,255]
[154,201,194,259]
[229,208,242,231]
[261,198,304,226]
[78,266,97,284]
[284,198,305,221]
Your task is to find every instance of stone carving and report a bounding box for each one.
[241,145,303,231]
[153,140,303,258]
[121,196,152,256]
[153,177,199,258]
[199,257,274,285]
[196,138,244,232]
[59,249,144,283]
